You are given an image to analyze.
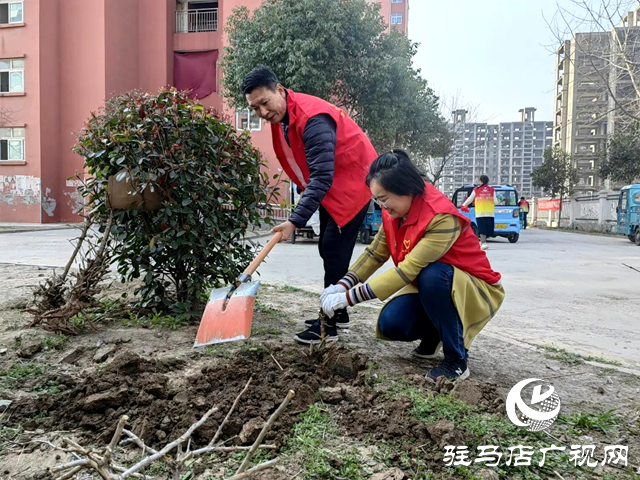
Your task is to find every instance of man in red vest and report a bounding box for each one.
[242,66,377,344]
[519,196,530,229]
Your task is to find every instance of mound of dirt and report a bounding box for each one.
[451,378,505,412]
[10,345,368,448]
[7,342,510,480]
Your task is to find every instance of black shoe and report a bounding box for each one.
[411,338,443,360]
[304,310,350,329]
[294,320,339,345]
[426,357,469,382]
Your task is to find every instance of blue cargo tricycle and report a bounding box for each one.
[616,184,640,246]
[452,184,521,243]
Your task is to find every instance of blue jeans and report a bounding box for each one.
[378,262,467,362]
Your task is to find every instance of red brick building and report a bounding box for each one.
[0,0,409,223]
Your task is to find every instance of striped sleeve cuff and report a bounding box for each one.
[347,283,377,306]
[337,272,360,290]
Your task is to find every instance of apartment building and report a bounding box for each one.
[371,0,409,35]
[0,0,408,223]
[439,108,553,199]
[553,7,640,192]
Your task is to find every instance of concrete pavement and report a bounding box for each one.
[0,227,638,369]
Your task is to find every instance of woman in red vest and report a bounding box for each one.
[241,66,377,344]
[321,151,505,382]
[461,175,496,250]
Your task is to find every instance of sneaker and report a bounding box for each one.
[426,357,470,382]
[480,243,489,251]
[411,339,443,360]
[304,311,350,329]
[294,320,339,345]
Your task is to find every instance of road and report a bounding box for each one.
[1,227,639,369]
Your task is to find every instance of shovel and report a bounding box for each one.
[194,232,283,347]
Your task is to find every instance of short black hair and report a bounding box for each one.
[366,149,425,197]
[521,196,525,199]
[480,175,489,185]
[241,66,279,95]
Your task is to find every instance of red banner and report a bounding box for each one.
[538,199,561,211]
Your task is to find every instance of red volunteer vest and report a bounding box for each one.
[271,90,377,228]
[382,183,502,285]
[474,185,495,199]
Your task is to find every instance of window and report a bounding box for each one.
[588,176,594,187]
[235,109,261,131]
[0,58,24,93]
[619,191,628,211]
[454,190,470,207]
[495,189,517,206]
[0,127,25,161]
[392,0,403,3]
[0,1,23,24]
[391,13,402,24]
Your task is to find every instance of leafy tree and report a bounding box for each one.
[222,0,449,159]
[532,147,579,223]
[74,89,276,320]
[599,125,640,185]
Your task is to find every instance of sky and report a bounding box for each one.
[408,0,569,124]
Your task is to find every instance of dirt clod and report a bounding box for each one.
[426,418,465,449]
[17,340,42,358]
[239,417,264,444]
[451,379,503,412]
[83,386,129,412]
[328,352,364,379]
[57,346,86,364]
[434,376,454,393]
[105,351,153,375]
[93,344,116,363]
[319,386,343,404]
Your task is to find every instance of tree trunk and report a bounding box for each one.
[558,194,563,229]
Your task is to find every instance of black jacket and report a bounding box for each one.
[283,114,336,228]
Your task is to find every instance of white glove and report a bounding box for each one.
[321,292,349,318]
[320,284,347,303]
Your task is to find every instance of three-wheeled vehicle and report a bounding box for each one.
[359,200,382,244]
[452,184,521,243]
[616,184,640,246]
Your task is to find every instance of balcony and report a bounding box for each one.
[176,8,218,33]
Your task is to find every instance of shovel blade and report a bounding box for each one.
[194,281,261,347]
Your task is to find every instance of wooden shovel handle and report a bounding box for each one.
[243,232,283,276]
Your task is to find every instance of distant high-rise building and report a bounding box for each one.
[438,108,553,198]
[553,7,640,192]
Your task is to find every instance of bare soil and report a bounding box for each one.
[0,265,638,479]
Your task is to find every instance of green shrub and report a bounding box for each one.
[75,88,278,320]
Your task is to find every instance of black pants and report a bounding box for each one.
[318,203,368,288]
